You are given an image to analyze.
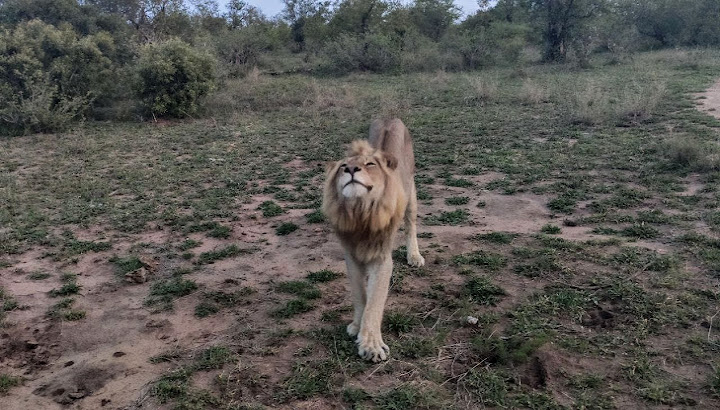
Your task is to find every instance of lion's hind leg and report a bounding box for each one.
[405,180,425,267]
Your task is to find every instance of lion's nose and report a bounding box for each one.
[344,166,361,176]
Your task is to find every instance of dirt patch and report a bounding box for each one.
[695,79,720,119]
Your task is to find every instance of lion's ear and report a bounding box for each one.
[384,153,398,170]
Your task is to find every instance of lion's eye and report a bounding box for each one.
[340,164,347,168]
[366,162,376,167]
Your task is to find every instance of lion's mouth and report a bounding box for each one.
[344,180,373,191]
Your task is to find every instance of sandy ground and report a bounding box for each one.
[696,78,720,119]
[2,80,719,409]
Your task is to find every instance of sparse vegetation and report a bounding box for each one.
[425,209,469,226]
[145,278,198,312]
[1,4,720,407]
[0,374,22,395]
[48,273,80,297]
[196,245,256,265]
[464,276,507,305]
[258,201,284,217]
[276,222,299,236]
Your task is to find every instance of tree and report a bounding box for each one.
[409,0,461,41]
[282,0,331,49]
[225,0,265,29]
[329,0,389,36]
[528,0,605,62]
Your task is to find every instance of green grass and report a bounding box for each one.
[27,272,51,280]
[540,224,562,234]
[305,209,325,223]
[110,255,146,275]
[306,269,342,283]
[514,254,565,277]
[62,239,112,255]
[258,201,284,217]
[445,196,470,205]
[275,280,321,299]
[178,238,202,251]
[453,250,507,270]
[185,221,232,238]
[424,209,469,226]
[48,274,80,297]
[46,297,85,321]
[384,311,419,334]
[194,288,255,318]
[196,244,256,265]
[374,384,446,410]
[145,278,198,312]
[0,288,18,324]
[275,222,299,235]
[271,298,315,318]
[472,231,518,244]
[279,360,335,402]
[195,346,235,370]
[463,276,507,305]
[0,374,22,394]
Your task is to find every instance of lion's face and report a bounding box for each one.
[323,140,404,238]
[334,153,392,200]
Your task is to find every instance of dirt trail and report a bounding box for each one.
[695,78,720,118]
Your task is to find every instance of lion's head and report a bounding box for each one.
[323,140,407,257]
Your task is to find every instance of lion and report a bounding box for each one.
[323,118,425,362]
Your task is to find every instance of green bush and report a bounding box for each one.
[0,19,117,135]
[444,22,529,70]
[136,39,216,118]
[321,33,401,74]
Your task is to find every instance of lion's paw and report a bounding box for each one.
[357,333,389,362]
[407,252,425,267]
[347,322,360,337]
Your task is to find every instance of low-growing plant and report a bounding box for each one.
[425,209,470,226]
[306,269,342,283]
[276,222,299,236]
[464,276,507,305]
[258,201,284,217]
[453,251,507,270]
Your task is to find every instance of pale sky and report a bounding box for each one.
[236,1,483,19]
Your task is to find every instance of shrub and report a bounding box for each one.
[0,20,117,135]
[321,33,401,74]
[136,39,216,118]
[215,25,276,76]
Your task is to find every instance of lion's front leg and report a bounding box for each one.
[357,257,392,362]
[345,254,366,337]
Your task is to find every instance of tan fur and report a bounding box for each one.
[322,119,424,362]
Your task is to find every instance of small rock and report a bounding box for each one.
[68,391,86,400]
[466,316,479,325]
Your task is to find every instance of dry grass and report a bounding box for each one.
[467,75,499,103]
[565,80,611,125]
[303,80,356,115]
[616,78,667,123]
[665,136,720,171]
[519,79,550,105]
[562,70,667,125]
